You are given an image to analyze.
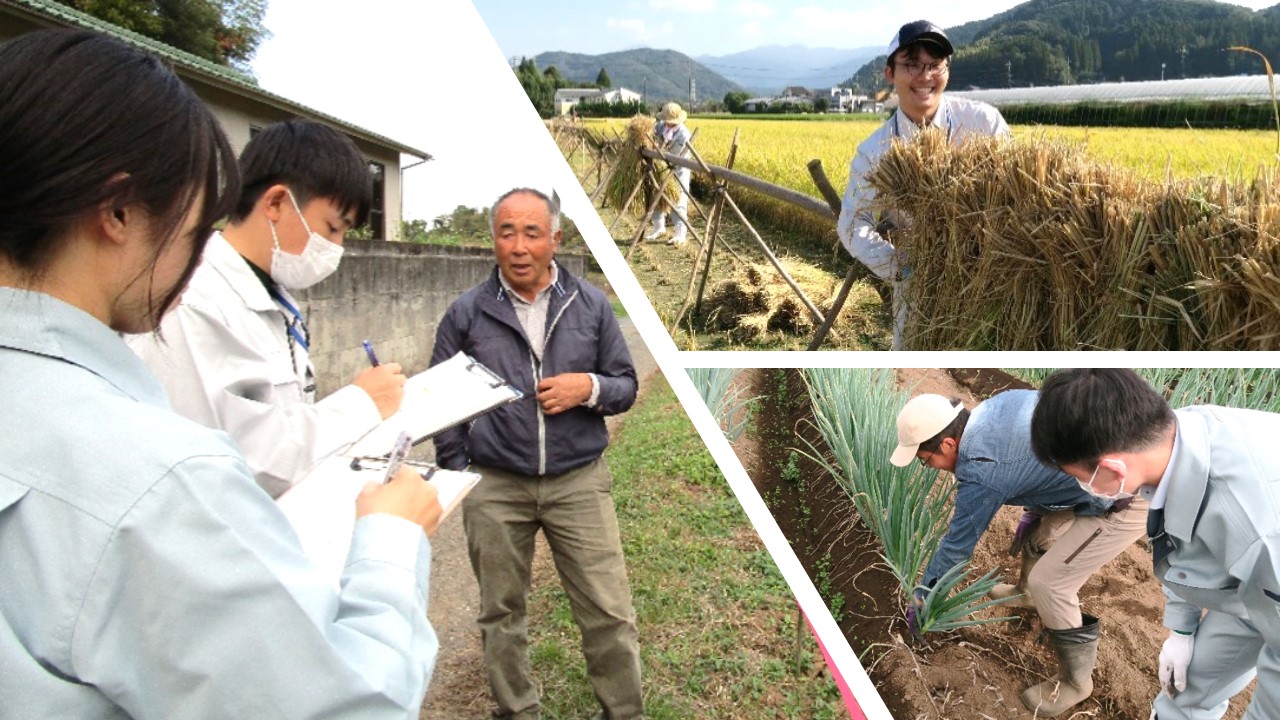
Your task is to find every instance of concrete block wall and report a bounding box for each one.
[295,240,587,397]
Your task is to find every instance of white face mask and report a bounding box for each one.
[1079,458,1134,501]
[268,190,344,289]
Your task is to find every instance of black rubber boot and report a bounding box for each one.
[1020,614,1100,717]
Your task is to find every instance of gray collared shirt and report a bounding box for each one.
[497,263,600,407]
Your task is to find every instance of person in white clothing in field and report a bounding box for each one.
[645,102,694,246]
[837,19,1009,349]
[129,120,407,498]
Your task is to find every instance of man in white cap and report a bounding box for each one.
[891,388,1147,717]
[646,102,693,245]
[838,19,1009,349]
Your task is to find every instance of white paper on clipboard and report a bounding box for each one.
[277,455,481,586]
[347,351,522,458]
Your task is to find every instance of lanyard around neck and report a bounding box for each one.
[267,285,309,352]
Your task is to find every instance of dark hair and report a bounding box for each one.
[919,399,969,453]
[1031,369,1176,467]
[0,29,239,326]
[231,120,371,227]
[490,187,561,236]
[886,43,952,71]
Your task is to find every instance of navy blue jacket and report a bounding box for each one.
[430,262,637,476]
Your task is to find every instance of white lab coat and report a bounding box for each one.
[128,232,380,498]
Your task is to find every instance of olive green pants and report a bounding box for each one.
[464,459,642,720]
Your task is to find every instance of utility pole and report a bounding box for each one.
[688,60,696,109]
[1179,44,1188,79]
[1161,62,1166,81]
[1005,60,1013,88]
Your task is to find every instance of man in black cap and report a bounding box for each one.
[836,19,1009,349]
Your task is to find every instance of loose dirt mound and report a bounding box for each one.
[741,368,1254,719]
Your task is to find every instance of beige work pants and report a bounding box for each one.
[1024,497,1150,630]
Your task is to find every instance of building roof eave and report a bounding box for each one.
[0,0,431,161]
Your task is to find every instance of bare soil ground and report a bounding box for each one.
[736,368,1254,720]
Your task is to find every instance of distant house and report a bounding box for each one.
[553,86,642,115]
[780,86,813,99]
[0,0,430,241]
[830,87,873,113]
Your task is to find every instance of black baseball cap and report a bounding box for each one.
[887,20,954,58]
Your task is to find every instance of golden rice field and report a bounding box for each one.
[583,115,1279,201]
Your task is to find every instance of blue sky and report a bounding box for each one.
[473,0,1279,58]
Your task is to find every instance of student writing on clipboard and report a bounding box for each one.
[0,29,441,716]
[128,119,408,498]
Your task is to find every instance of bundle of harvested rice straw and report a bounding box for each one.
[869,129,1279,350]
[602,115,680,219]
[702,259,884,345]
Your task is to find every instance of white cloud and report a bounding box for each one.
[649,0,716,12]
[734,0,774,19]
[739,21,762,38]
[606,17,648,37]
[787,5,898,43]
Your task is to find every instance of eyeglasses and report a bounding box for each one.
[918,449,935,468]
[895,60,950,78]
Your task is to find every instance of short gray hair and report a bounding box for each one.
[490,187,561,237]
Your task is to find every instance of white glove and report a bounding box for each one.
[1158,631,1195,696]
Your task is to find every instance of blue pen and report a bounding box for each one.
[362,339,380,367]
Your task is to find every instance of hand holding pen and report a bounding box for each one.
[356,432,442,537]
[382,431,414,484]
[352,339,406,419]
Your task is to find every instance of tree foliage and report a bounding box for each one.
[595,66,612,88]
[841,0,1280,89]
[514,56,562,117]
[56,0,269,73]
[723,90,751,114]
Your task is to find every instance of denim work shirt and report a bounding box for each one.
[922,389,1111,588]
[0,288,436,719]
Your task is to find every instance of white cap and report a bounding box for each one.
[889,394,963,467]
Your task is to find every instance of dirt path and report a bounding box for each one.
[420,317,662,719]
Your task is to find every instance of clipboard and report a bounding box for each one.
[346,351,522,458]
[277,455,481,586]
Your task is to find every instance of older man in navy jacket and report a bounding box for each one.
[431,188,640,720]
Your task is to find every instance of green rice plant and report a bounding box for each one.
[798,368,1014,635]
[687,368,757,442]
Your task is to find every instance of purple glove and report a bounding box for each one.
[906,604,921,640]
[1010,510,1043,555]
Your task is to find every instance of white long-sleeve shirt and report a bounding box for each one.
[128,233,381,498]
[0,288,436,719]
[837,96,1009,280]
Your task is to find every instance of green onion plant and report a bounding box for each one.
[687,368,757,442]
[800,368,1016,636]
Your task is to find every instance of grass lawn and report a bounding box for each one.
[524,376,846,719]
